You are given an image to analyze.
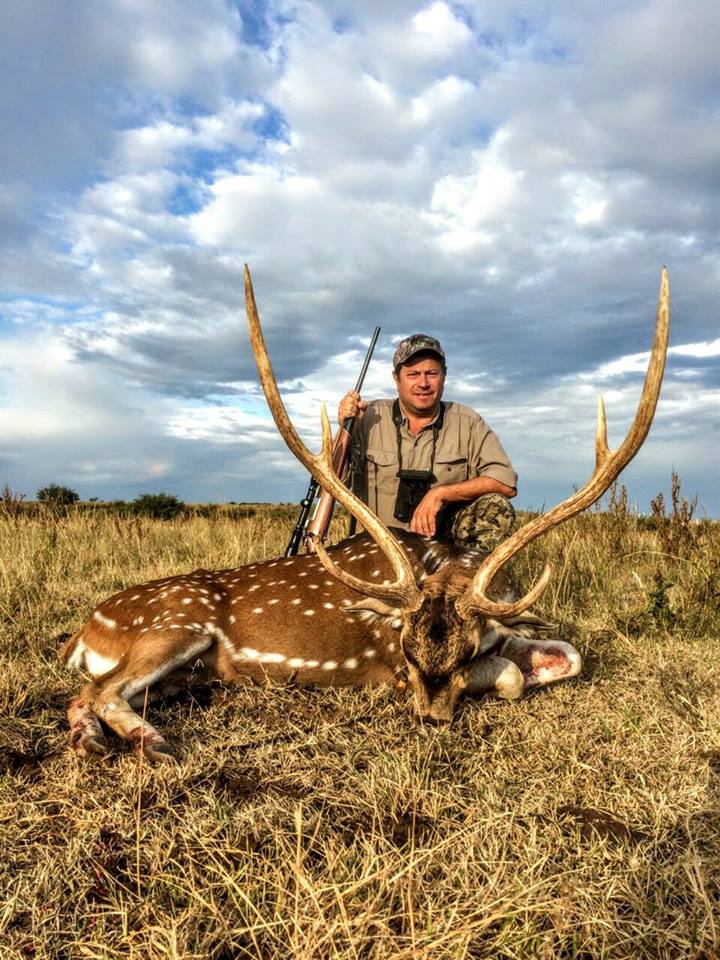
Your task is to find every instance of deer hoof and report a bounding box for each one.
[71,730,110,759]
[145,742,176,764]
[129,729,175,763]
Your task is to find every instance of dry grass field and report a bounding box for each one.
[1,494,719,959]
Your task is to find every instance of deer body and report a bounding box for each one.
[63,531,579,760]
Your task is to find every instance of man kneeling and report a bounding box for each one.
[338,333,517,552]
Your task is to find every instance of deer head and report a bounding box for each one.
[245,264,669,722]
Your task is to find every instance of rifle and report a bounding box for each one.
[285,326,381,556]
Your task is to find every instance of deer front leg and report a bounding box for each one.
[465,655,525,701]
[498,635,582,689]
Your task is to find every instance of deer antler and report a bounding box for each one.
[458,268,670,621]
[245,265,423,610]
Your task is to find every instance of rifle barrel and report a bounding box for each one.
[340,325,381,437]
[353,326,381,394]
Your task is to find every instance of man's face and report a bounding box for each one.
[393,354,446,417]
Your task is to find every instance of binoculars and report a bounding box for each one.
[393,468,435,524]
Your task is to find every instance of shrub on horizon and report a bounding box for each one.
[37,483,80,507]
[132,492,185,520]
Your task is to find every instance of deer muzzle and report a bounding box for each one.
[408,664,468,724]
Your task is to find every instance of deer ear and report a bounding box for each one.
[348,597,402,625]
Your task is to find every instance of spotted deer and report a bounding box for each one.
[62,267,669,761]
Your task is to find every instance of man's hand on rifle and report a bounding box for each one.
[338,390,368,425]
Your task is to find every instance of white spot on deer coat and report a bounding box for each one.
[259,652,286,664]
[323,602,334,609]
[204,622,227,643]
[269,599,279,605]
[303,609,315,616]
[291,598,301,605]
[182,598,192,605]
[288,657,305,669]
[343,658,358,670]
[93,611,117,630]
[321,660,337,671]
[65,638,86,670]
[253,607,264,614]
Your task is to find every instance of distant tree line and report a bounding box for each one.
[0,482,296,521]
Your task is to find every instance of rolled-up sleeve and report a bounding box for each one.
[469,418,518,490]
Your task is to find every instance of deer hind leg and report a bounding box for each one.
[465,655,525,701]
[82,635,214,762]
[68,694,110,758]
[67,672,176,760]
[498,635,582,690]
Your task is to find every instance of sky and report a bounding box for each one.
[1,0,718,515]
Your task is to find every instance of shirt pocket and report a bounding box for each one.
[434,451,469,486]
[364,447,398,513]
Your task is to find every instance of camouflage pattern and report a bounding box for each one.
[442,493,516,552]
[392,333,446,370]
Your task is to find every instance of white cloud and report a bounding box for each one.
[428,129,523,252]
[410,3,473,57]
[582,338,720,380]
[671,338,720,359]
[115,100,267,173]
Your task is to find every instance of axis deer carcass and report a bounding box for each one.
[61,268,669,761]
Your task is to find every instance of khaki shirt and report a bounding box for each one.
[351,400,517,530]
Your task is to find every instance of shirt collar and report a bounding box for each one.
[396,401,443,431]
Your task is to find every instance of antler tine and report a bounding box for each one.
[458,268,670,621]
[595,396,609,467]
[244,264,423,610]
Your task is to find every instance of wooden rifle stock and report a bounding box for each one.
[284,325,380,556]
[304,422,353,552]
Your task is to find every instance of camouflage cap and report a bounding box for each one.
[392,334,446,370]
